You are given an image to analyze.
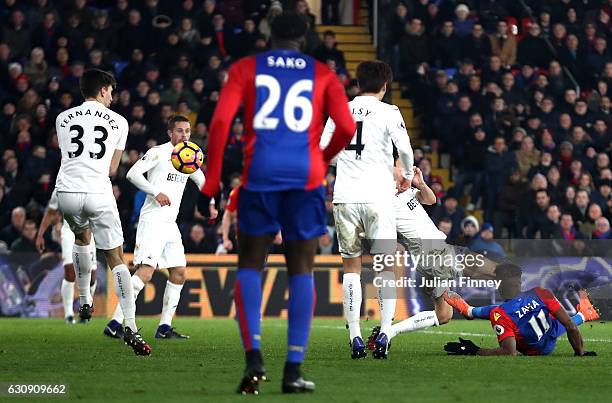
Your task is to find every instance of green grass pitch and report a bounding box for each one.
[0,318,610,402]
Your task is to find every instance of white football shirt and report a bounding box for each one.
[320,96,414,203]
[126,142,205,223]
[55,100,128,193]
[396,188,446,239]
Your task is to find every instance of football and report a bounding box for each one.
[171,141,204,175]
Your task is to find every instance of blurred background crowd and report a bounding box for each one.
[0,0,610,261]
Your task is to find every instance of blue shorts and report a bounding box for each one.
[237,186,326,241]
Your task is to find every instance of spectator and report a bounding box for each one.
[494,170,526,238]
[433,20,461,69]
[433,195,465,240]
[541,204,562,239]
[526,189,552,238]
[456,215,479,246]
[486,136,517,219]
[579,203,604,237]
[489,20,516,67]
[10,219,37,253]
[518,23,554,69]
[554,212,586,240]
[515,136,541,178]
[468,222,506,258]
[399,18,430,85]
[314,30,346,68]
[593,217,611,239]
[571,189,591,225]
[437,217,453,239]
[1,10,30,60]
[453,4,473,38]
[184,223,217,253]
[0,206,26,246]
[460,23,492,69]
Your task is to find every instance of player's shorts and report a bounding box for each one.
[332,201,396,258]
[238,186,326,241]
[57,191,123,250]
[60,221,97,269]
[133,220,186,269]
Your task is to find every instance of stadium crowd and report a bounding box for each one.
[386,0,612,253]
[0,0,610,261]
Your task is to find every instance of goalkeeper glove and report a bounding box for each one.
[444,338,480,355]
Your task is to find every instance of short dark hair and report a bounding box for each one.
[80,69,116,99]
[167,115,190,130]
[271,12,307,41]
[356,60,393,93]
[323,30,335,37]
[495,263,522,280]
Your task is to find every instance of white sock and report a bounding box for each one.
[376,271,396,336]
[111,274,145,324]
[73,244,93,306]
[90,281,97,300]
[389,310,439,339]
[159,281,183,327]
[112,265,137,332]
[61,279,75,318]
[343,272,362,340]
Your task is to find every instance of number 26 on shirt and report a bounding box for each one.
[253,74,313,132]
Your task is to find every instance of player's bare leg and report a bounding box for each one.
[62,264,76,324]
[235,232,273,395]
[103,246,151,356]
[282,238,317,393]
[342,256,367,359]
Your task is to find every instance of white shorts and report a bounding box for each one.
[60,221,97,269]
[333,202,396,258]
[57,191,124,250]
[133,220,186,269]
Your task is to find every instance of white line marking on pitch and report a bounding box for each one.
[262,322,612,343]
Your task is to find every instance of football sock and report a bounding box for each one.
[572,312,584,326]
[389,310,439,338]
[287,273,315,364]
[61,279,75,318]
[159,280,183,326]
[376,271,396,336]
[470,304,498,319]
[72,244,93,306]
[235,268,262,351]
[343,272,362,340]
[111,275,145,324]
[89,281,97,301]
[112,264,137,332]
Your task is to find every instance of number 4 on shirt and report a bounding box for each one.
[345,121,364,159]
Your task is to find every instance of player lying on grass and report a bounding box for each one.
[37,189,97,324]
[368,160,498,358]
[104,115,204,340]
[443,263,599,356]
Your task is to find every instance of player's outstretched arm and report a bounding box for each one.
[321,73,356,163]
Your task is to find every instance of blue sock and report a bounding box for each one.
[287,273,315,364]
[472,304,498,319]
[235,269,262,351]
[572,313,584,326]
